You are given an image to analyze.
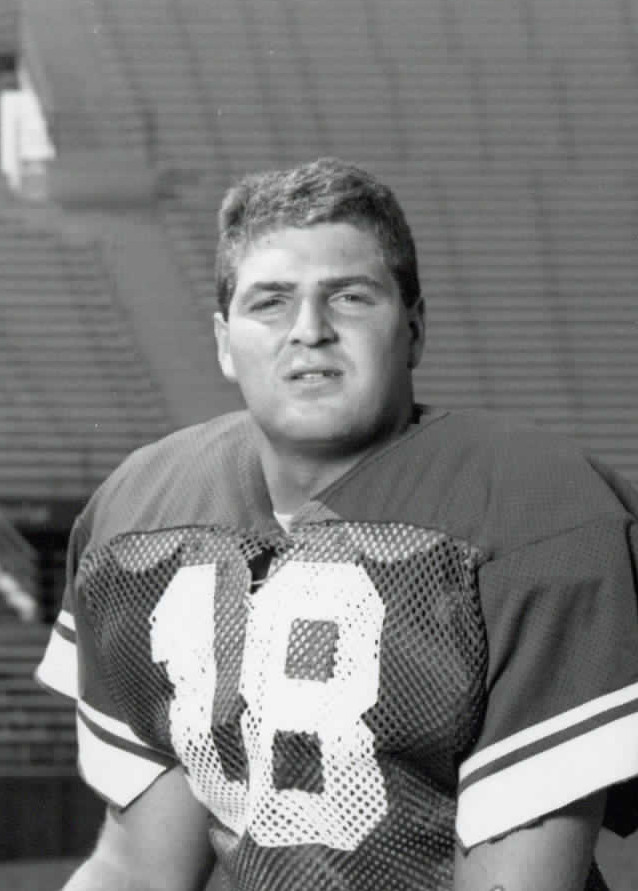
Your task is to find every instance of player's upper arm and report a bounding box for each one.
[454,790,606,891]
[61,767,215,891]
[456,515,638,848]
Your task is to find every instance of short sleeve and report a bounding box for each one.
[36,516,175,808]
[456,514,638,849]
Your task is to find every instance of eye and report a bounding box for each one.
[248,295,287,312]
[332,291,369,306]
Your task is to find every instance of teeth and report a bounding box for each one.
[295,371,336,379]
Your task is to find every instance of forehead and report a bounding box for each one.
[233,223,394,292]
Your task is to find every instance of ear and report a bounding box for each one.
[213,312,237,382]
[407,300,425,370]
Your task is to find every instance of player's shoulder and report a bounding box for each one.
[419,408,636,550]
[78,410,268,546]
[426,406,590,478]
[115,410,250,475]
[327,406,637,555]
[440,406,625,486]
[103,409,250,489]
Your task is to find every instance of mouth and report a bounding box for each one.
[287,369,342,381]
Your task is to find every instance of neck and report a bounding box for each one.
[259,442,371,515]
[255,405,421,514]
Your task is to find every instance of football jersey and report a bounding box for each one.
[37,406,638,891]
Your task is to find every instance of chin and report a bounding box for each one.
[276,414,385,454]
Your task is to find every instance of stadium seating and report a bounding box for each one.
[11,0,638,482]
[0,0,19,62]
[22,0,144,153]
[0,199,170,500]
[0,622,102,862]
[0,622,75,775]
[10,0,638,481]
[0,511,38,607]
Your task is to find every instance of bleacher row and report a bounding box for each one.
[0,188,170,499]
[0,623,75,776]
[0,0,19,61]
[0,511,37,604]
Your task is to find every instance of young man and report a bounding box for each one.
[38,158,638,891]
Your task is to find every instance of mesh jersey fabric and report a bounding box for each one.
[36,406,638,891]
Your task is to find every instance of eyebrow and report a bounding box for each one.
[318,275,384,292]
[241,281,296,298]
[242,275,384,297]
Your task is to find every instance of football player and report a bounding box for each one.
[38,158,638,890]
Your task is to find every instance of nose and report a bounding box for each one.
[287,296,336,346]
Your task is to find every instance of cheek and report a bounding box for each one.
[227,333,278,395]
[228,328,266,367]
[355,324,411,373]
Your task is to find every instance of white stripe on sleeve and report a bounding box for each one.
[456,708,638,847]
[77,704,171,808]
[459,680,638,782]
[35,627,79,700]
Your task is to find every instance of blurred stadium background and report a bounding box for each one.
[0,0,636,887]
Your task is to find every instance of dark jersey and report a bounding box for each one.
[37,407,638,890]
